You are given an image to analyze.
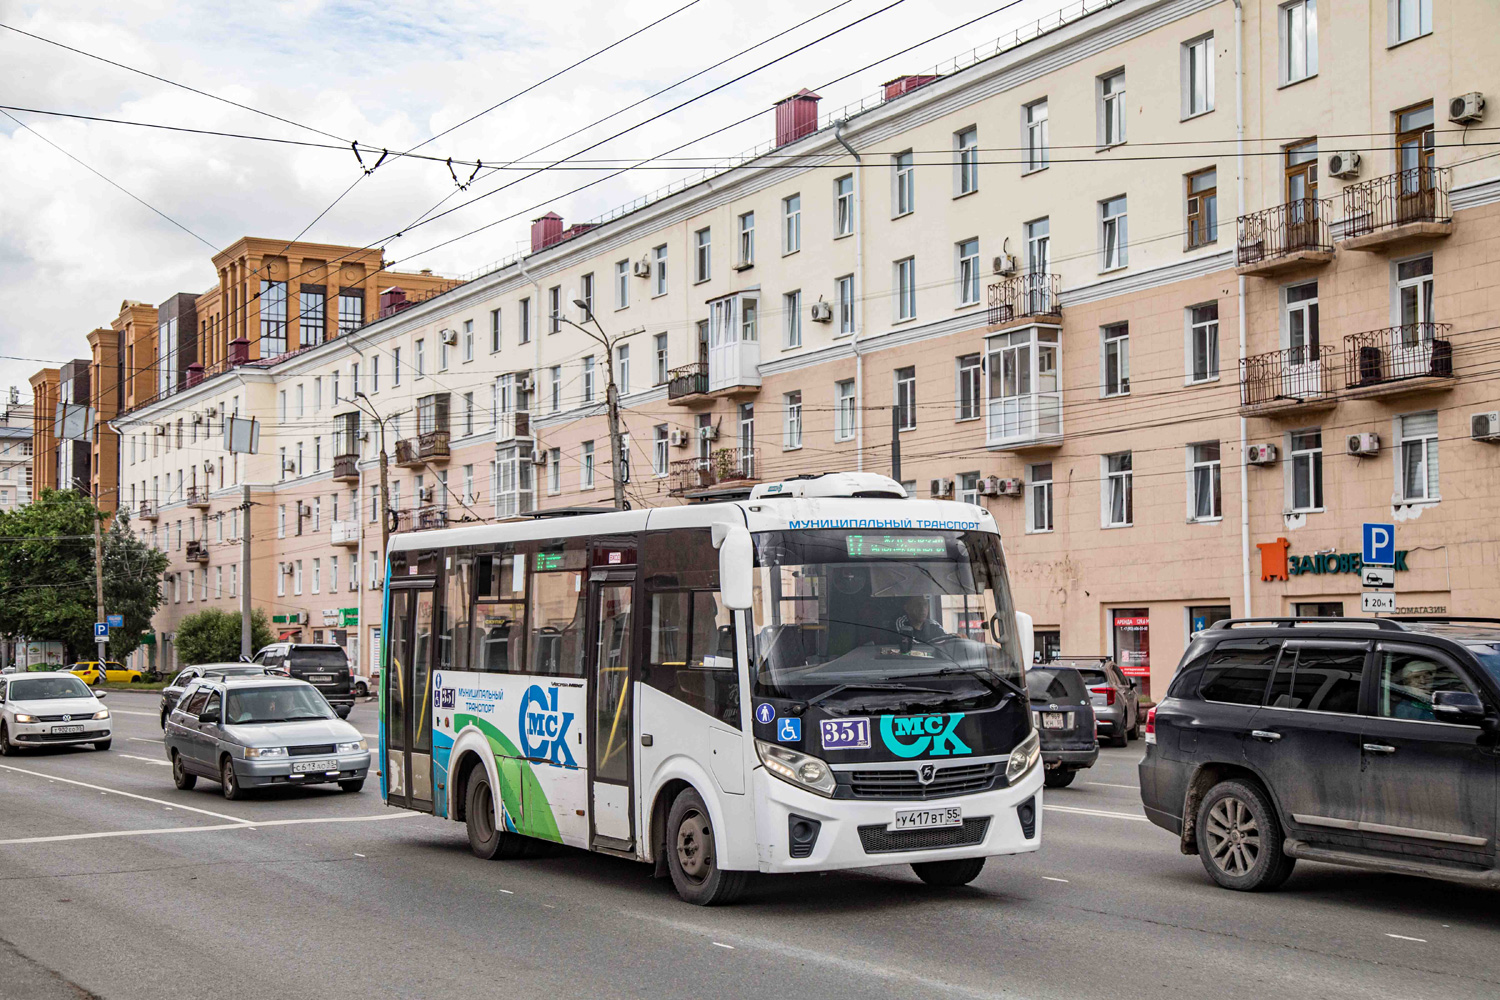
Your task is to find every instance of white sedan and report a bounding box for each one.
[0,672,112,754]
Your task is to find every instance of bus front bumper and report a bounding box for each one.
[752,762,1044,874]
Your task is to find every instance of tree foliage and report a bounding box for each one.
[175,608,274,666]
[0,489,169,660]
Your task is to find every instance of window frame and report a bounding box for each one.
[955,127,979,196]
[1100,194,1129,271]
[1023,99,1049,173]
[782,193,801,255]
[1181,33,1216,119]
[893,151,916,217]
[894,257,916,322]
[836,274,856,335]
[1185,167,1219,249]
[1103,451,1133,528]
[1098,69,1126,148]
[783,290,802,349]
[1286,428,1325,513]
[1101,323,1131,397]
[834,175,854,237]
[957,238,980,306]
[1026,462,1054,533]
[834,380,856,442]
[694,228,711,284]
[1188,441,1223,523]
[1395,410,1439,503]
[783,391,803,450]
[615,260,630,310]
[894,366,916,432]
[956,354,982,422]
[1388,0,1432,47]
[1186,302,1220,383]
[737,211,755,268]
[1279,0,1318,86]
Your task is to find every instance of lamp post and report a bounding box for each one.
[561,301,638,510]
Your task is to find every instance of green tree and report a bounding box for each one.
[175,608,274,666]
[0,489,169,661]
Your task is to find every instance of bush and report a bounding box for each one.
[175,609,275,666]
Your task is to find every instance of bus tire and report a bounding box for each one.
[911,856,987,887]
[465,771,528,861]
[665,788,750,906]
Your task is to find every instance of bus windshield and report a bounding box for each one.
[750,529,1025,713]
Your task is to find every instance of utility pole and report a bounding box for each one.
[891,405,901,483]
[92,413,107,666]
[563,302,638,510]
[356,392,390,564]
[240,484,252,659]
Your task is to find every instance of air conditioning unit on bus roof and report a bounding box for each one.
[748,473,906,500]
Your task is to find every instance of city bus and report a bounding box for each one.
[379,472,1041,904]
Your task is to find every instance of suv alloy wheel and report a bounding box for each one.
[1195,779,1296,891]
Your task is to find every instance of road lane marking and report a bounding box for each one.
[1082,781,1139,790]
[1041,876,1070,883]
[0,810,420,846]
[1044,804,1148,822]
[118,754,171,767]
[128,737,165,745]
[1385,933,1427,943]
[108,710,157,717]
[0,762,248,823]
[712,942,735,950]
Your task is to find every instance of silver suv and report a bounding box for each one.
[1052,657,1140,747]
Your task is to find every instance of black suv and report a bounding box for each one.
[252,643,355,718]
[1140,617,1500,892]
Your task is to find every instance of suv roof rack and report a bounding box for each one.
[1210,616,1408,631]
[1383,616,1500,627]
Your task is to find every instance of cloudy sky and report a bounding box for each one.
[0,0,1079,400]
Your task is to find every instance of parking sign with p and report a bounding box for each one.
[1363,522,1395,566]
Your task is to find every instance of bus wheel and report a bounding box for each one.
[666,788,751,906]
[465,771,528,860]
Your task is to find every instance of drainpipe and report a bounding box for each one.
[834,119,867,472]
[1233,0,1251,616]
[517,258,545,495]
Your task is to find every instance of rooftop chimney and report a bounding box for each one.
[774,89,821,147]
[883,75,938,101]
[530,212,564,253]
[379,287,408,318]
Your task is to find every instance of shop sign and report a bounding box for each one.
[321,608,340,625]
[272,614,287,624]
[340,607,359,627]
[1257,537,1409,581]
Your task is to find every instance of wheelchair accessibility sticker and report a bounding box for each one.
[777,717,802,742]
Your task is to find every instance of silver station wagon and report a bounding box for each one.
[164,676,370,800]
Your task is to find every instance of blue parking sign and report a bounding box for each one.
[1363,522,1395,566]
[93,622,109,639]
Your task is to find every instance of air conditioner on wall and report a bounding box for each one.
[1450,92,1486,124]
[356,430,370,442]
[669,428,689,447]
[930,477,954,498]
[809,299,833,323]
[281,458,297,472]
[418,486,435,503]
[517,375,534,393]
[1471,411,1500,442]
[202,460,215,473]
[1246,443,1279,465]
[1326,151,1361,179]
[992,253,1018,276]
[440,328,459,346]
[996,477,1024,497]
[978,476,1003,497]
[154,425,166,436]
[698,424,719,442]
[1346,432,1381,457]
[531,447,548,465]
[632,258,651,278]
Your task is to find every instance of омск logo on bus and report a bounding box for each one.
[518,684,577,767]
[879,714,972,758]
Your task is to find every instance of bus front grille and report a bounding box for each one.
[844,762,998,800]
[857,817,991,854]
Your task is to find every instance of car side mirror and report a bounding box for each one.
[1128,678,1138,690]
[199,709,221,725]
[1432,690,1485,721]
[95,692,107,700]
[713,523,753,611]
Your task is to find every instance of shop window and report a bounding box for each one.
[1111,608,1150,692]
[1188,604,1232,635]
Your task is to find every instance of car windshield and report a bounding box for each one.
[224,685,334,724]
[11,676,93,700]
[750,529,1025,712]
[1466,643,1500,686]
[1027,668,1087,702]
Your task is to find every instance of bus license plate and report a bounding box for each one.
[292,759,339,773]
[307,674,333,684]
[889,806,962,832]
[51,725,84,734]
[1042,712,1069,730]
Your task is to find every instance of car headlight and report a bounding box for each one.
[336,739,367,753]
[93,709,110,720]
[12,713,36,724]
[755,740,836,797]
[244,746,288,758]
[1005,729,1040,784]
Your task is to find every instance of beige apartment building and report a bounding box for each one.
[102,0,1500,696]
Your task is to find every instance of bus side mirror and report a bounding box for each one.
[1014,610,1035,668]
[713,523,753,611]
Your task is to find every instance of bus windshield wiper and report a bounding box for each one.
[924,664,1028,701]
[796,682,947,714]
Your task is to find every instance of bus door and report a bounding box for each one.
[587,570,636,849]
[385,583,435,812]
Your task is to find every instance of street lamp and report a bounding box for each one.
[353,390,392,576]
[561,300,639,510]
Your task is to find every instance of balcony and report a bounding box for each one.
[1235,199,1335,276]
[1343,323,1455,399]
[667,362,709,404]
[1340,167,1452,251]
[185,540,209,564]
[393,507,449,533]
[669,448,757,495]
[418,430,450,462]
[332,453,361,482]
[186,486,210,509]
[495,409,533,444]
[138,501,158,522]
[394,439,422,468]
[415,392,451,462]
[987,273,1061,327]
[986,393,1063,451]
[331,520,361,547]
[1239,346,1337,416]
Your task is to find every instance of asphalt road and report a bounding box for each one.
[2,691,1498,1000]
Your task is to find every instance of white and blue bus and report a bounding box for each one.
[379,472,1041,904]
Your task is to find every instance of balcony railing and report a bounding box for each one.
[986,392,1063,449]
[418,430,450,461]
[185,486,210,508]
[1341,167,1451,243]
[1239,345,1337,410]
[667,362,709,401]
[669,448,757,494]
[333,453,361,481]
[138,501,158,521]
[987,273,1061,325]
[1344,323,1454,390]
[394,439,421,467]
[331,520,361,547]
[393,507,449,532]
[185,540,209,563]
[1236,198,1334,270]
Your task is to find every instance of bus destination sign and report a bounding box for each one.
[845,534,947,558]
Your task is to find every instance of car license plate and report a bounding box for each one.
[307,674,333,684]
[1042,712,1068,730]
[52,725,84,734]
[889,806,962,832]
[292,758,340,773]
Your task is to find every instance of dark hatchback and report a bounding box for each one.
[159,664,271,728]
[1026,665,1098,788]
[1140,617,1500,891]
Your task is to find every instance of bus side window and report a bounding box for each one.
[529,539,587,677]
[472,545,528,673]
[439,549,474,673]
[644,589,738,726]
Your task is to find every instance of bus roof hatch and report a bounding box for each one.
[748,473,907,500]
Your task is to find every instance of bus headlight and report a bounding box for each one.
[755,740,836,797]
[1005,730,1040,784]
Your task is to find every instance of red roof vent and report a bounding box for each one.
[530,212,564,253]
[883,75,938,101]
[379,287,408,318]
[774,89,821,147]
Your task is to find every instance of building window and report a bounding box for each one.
[654,333,669,385]
[1286,281,1320,361]
[580,273,594,319]
[462,319,474,362]
[300,286,326,346]
[260,280,288,356]
[958,472,980,506]
[1390,0,1431,45]
[1099,70,1125,147]
[1102,323,1130,396]
[835,380,856,441]
[414,338,425,376]
[957,238,980,305]
[737,212,755,267]
[652,425,669,477]
[581,440,595,489]
[1189,442,1222,521]
[694,228,711,283]
[1280,0,1318,84]
[1104,452,1133,527]
[294,560,303,596]
[519,297,532,343]
[1182,34,1215,117]
[740,298,758,342]
[837,275,855,334]
[783,291,802,348]
[956,127,978,194]
[463,392,474,437]
[617,344,630,395]
[1186,168,1218,248]
[548,448,561,493]
[1398,411,1439,502]
[338,291,363,335]
[893,367,917,431]
[1024,99,1049,171]
[894,257,916,321]
[737,403,754,477]
[1028,462,1054,533]
[893,151,915,216]
[615,261,629,309]
[783,194,801,254]
[312,558,321,595]
[1100,195,1128,269]
[1288,429,1323,511]
[371,356,380,392]
[783,391,802,450]
[550,366,562,412]
[582,356,595,404]
[1188,303,1219,382]
[956,354,982,421]
[653,244,667,296]
[548,286,561,334]
[835,174,854,236]
[490,308,501,352]
[1397,255,1434,332]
